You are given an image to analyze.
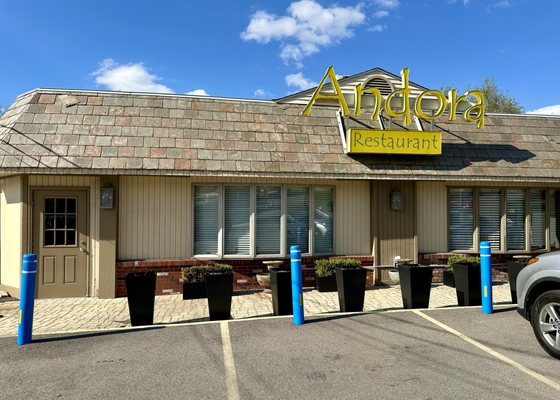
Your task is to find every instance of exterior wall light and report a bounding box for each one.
[100,185,114,209]
[390,190,403,211]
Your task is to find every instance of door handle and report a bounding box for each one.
[79,240,88,254]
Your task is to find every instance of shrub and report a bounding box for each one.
[315,258,361,277]
[182,265,209,283]
[208,264,233,275]
[447,255,480,270]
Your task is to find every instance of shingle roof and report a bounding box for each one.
[1,88,560,182]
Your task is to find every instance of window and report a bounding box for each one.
[194,186,219,255]
[530,190,546,250]
[448,187,558,253]
[479,189,501,251]
[256,186,281,255]
[449,189,474,251]
[224,186,250,255]
[506,189,525,250]
[193,184,334,257]
[287,187,309,253]
[551,191,560,250]
[314,186,334,254]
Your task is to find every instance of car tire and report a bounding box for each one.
[530,290,560,359]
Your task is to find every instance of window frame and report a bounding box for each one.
[447,186,557,254]
[192,183,335,259]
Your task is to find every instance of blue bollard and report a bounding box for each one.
[17,254,38,345]
[480,241,493,314]
[290,245,304,325]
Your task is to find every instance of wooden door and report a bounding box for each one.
[33,190,89,298]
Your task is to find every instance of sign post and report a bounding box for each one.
[290,245,304,325]
[17,254,37,346]
[480,241,493,314]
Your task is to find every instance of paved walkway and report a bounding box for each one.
[0,283,513,337]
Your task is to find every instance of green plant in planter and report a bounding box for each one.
[182,265,210,283]
[446,255,480,270]
[207,264,233,274]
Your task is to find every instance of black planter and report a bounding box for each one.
[506,260,527,304]
[335,267,367,312]
[182,282,207,300]
[443,270,455,288]
[452,263,481,306]
[270,268,292,316]
[206,273,233,321]
[125,271,157,326]
[398,265,434,309]
[315,275,337,292]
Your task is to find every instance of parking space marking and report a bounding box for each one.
[220,321,241,400]
[413,310,560,392]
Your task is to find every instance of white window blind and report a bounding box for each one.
[224,186,251,255]
[256,186,281,254]
[507,189,526,250]
[449,188,474,250]
[314,187,334,254]
[194,185,219,255]
[287,186,309,253]
[551,191,560,249]
[479,189,501,251]
[530,190,545,250]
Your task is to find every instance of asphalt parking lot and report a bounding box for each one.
[1,306,559,400]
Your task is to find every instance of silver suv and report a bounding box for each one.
[517,251,560,359]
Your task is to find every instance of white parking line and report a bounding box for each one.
[220,321,241,400]
[413,310,560,393]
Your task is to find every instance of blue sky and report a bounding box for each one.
[1,0,559,113]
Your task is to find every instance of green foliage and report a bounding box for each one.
[442,77,523,114]
[182,263,233,282]
[315,258,361,277]
[447,255,480,270]
[182,266,209,283]
[208,263,233,275]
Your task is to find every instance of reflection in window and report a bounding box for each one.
[314,187,334,254]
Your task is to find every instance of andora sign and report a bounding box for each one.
[347,129,441,155]
[303,65,486,129]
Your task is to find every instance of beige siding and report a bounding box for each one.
[28,175,100,296]
[417,181,448,253]
[119,176,189,260]
[0,176,23,290]
[335,180,371,255]
[119,176,370,259]
[371,181,416,266]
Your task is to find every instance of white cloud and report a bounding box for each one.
[93,59,174,93]
[241,0,365,64]
[368,24,386,32]
[488,0,513,10]
[254,89,272,98]
[372,0,399,9]
[527,105,560,115]
[373,10,389,18]
[186,89,209,96]
[448,0,469,5]
[285,73,317,91]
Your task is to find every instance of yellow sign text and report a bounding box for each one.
[347,129,442,155]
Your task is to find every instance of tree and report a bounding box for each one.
[442,77,524,114]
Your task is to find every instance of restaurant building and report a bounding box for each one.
[0,66,559,299]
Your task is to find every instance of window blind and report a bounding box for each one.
[256,186,281,254]
[551,191,560,249]
[479,189,501,251]
[314,187,334,254]
[224,186,250,255]
[449,188,474,250]
[287,187,309,253]
[507,189,526,250]
[530,190,545,250]
[194,185,219,255]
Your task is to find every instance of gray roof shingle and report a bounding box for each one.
[0,88,559,182]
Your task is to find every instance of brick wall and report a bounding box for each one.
[116,255,375,297]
